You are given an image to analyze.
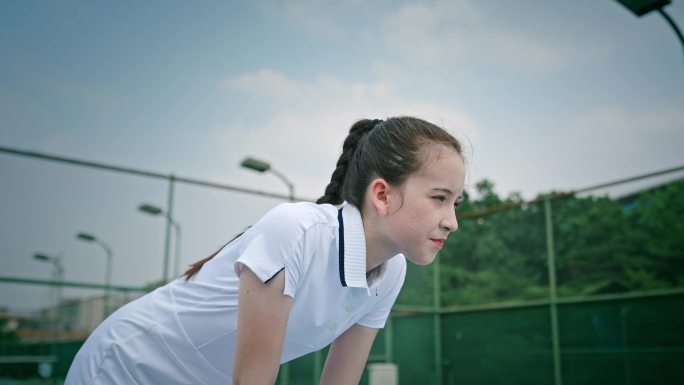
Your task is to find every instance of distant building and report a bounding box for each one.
[12,293,140,343]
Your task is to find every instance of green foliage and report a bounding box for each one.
[552,195,636,296]
[626,179,684,288]
[438,182,548,306]
[398,178,684,307]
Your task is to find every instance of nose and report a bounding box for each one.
[441,208,458,233]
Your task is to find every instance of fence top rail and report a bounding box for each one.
[392,286,684,315]
[0,145,314,201]
[0,355,56,363]
[4,144,683,211]
[0,275,148,292]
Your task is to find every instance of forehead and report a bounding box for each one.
[418,143,463,169]
[411,143,465,189]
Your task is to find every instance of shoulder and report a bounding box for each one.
[234,203,339,292]
[257,202,338,231]
[265,202,337,222]
[245,202,338,246]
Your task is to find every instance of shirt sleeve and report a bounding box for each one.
[356,255,407,329]
[234,203,312,298]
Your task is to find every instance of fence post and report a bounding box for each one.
[163,174,176,283]
[314,350,322,384]
[544,196,563,385]
[385,316,394,363]
[433,255,443,385]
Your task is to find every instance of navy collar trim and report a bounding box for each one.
[338,208,347,287]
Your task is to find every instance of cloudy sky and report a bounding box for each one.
[1,0,683,312]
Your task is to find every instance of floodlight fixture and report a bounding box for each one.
[241,157,271,173]
[614,0,684,61]
[138,203,163,216]
[615,0,671,17]
[240,156,294,201]
[33,253,50,262]
[76,232,96,242]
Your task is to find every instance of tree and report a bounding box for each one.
[551,195,635,295]
[438,180,548,306]
[626,179,684,288]
[398,178,684,308]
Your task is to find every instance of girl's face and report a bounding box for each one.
[383,144,465,265]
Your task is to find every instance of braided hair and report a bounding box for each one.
[316,119,383,205]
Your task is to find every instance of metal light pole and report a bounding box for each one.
[138,203,183,278]
[240,156,296,385]
[614,0,684,61]
[33,253,64,314]
[76,232,113,319]
[33,252,63,385]
[240,157,295,202]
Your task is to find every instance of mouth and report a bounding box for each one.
[431,239,445,249]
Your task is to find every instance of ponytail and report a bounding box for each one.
[183,227,250,280]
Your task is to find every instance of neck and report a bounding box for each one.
[362,214,397,273]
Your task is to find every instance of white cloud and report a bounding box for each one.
[380,0,479,66]
[575,105,684,151]
[257,0,611,73]
[501,104,684,197]
[223,69,306,103]
[379,0,612,71]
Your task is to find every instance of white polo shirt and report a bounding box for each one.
[67,202,406,385]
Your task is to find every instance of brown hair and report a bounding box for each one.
[317,116,463,207]
[183,229,247,280]
[184,116,463,280]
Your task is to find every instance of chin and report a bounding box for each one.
[407,254,437,266]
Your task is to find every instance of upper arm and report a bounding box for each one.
[233,267,293,385]
[319,324,379,385]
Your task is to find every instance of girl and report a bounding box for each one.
[65,116,466,385]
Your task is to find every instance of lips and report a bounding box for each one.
[431,239,445,249]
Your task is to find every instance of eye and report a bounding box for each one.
[433,195,446,202]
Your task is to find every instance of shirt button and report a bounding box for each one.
[328,323,337,332]
[345,304,355,313]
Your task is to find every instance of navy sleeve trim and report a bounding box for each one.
[264,267,285,284]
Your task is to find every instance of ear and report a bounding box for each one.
[367,178,391,216]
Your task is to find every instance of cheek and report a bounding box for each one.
[398,204,436,234]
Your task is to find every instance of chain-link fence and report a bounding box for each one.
[1,145,683,384]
